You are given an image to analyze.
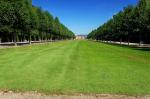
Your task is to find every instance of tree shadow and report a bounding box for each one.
[100,42,150,52]
[134,48,150,52]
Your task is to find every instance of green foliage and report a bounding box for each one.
[0,0,75,43]
[0,1,14,33]
[88,0,150,44]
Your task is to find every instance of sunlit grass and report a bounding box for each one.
[0,40,150,95]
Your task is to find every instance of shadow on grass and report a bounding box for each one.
[134,48,150,52]
[97,41,150,52]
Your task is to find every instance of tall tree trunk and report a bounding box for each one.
[21,32,24,42]
[13,31,17,46]
[50,32,52,41]
[23,34,25,42]
[120,38,122,45]
[11,32,13,42]
[28,29,31,44]
[139,32,142,46]
[41,32,43,42]
[29,33,31,44]
[46,32,48,42]
[127,33,130,46]
[39,31,42,42]
[0,37,1,43]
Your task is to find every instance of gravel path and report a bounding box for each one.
[0,92,150,99]
[0,46,15,49]
[100,41,150,48]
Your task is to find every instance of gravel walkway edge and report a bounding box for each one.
[0,92,150,99]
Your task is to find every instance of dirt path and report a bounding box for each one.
[0,46,15,49]
[0,92,150,99]
[100,41,150,48]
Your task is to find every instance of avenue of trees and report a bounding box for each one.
[0,0,75,45]
[88,0,150,45]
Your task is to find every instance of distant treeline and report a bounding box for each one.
[88,0,150,44]
[0,0,75,44]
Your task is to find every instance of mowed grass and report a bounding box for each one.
[0,40,150,95]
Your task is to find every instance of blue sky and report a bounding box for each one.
[32,0,138,35]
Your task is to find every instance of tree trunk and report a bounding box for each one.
[127,33,130,46]
[120,38,122,45]
[128,40,130,46]
[41,32,43,42]
[139,32,141,46]
[23,35,25,42]
[13,31,17,46]
[50,32,52,41]
[27,29,31,44]
[29,33,31,44]
[0,37,1,43]
[46,32,48,42]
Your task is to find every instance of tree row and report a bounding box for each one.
[88,0,150,45]
[0,0,75,45]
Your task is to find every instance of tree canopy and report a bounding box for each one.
[88,0,150,44]
[0,0,75,44]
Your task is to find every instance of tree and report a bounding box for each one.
[0,0,17,43]
[0,0,75,44]
[88,0,150,45]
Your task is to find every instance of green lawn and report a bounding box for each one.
[0,40,150,95]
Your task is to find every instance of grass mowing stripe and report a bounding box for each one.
[0,40,150,95]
